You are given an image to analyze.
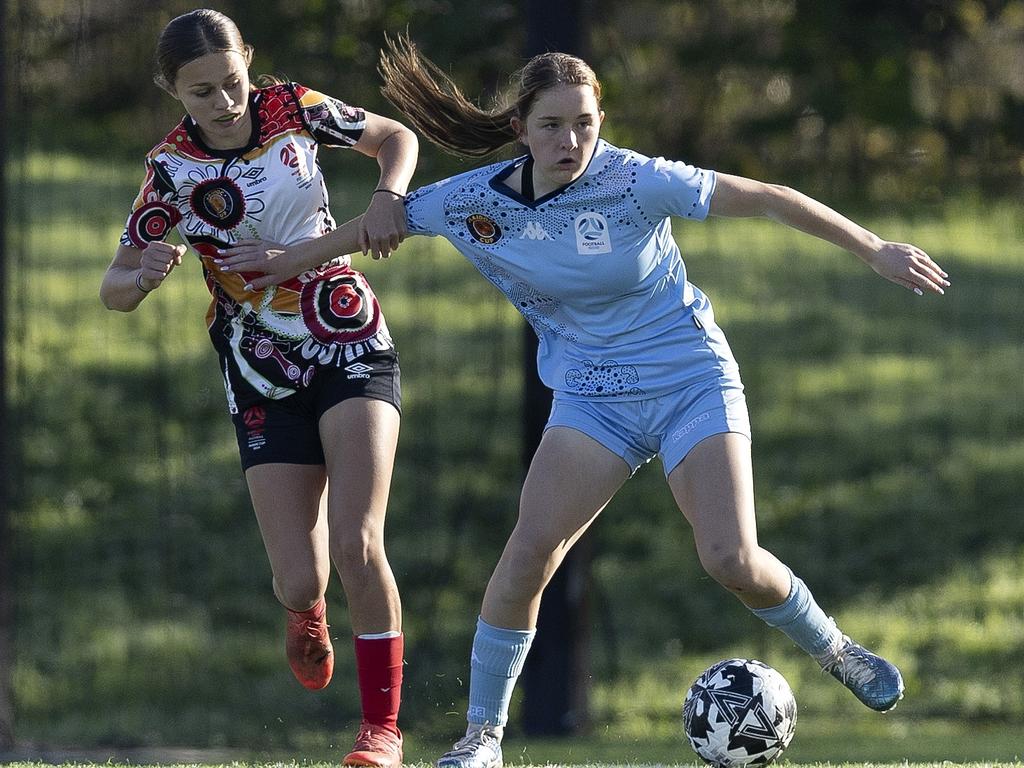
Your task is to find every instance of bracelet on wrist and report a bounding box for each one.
[135,272,153,294]
[372,188,406,199]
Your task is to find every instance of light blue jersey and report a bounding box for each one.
[405,139,741,402]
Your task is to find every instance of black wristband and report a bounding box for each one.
[373,188,406,199]
[135,272,153,293]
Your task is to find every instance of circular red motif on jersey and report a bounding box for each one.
[190,177,246,230]
[300,272,379,344]
[329,284,362,318]
[126,201,182,249]
[467,213,502,244]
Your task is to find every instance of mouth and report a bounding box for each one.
[214,113,243,125]
[555,157,578,169]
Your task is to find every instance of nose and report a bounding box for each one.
[214,89,236,110]
[560,129,578,150]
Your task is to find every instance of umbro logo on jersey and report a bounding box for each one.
[519,221,552,240]
[345,361,373,380]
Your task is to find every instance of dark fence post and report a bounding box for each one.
[0,0,15,748]
[519,0,592,737]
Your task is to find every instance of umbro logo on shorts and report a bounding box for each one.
[345,361,373,380]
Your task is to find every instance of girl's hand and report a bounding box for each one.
[215,239,303,291]
[138,241,186,291]
[865,241,949,296]
[359,191,407,260]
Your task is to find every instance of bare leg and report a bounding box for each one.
[245,462,330,610]
[668,431,905,711]
[666,432,790,609]
[318,397,402,634]
[481,426,631,629]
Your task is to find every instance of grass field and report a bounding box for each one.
[5,152,1024,764]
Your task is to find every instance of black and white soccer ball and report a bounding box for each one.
[682,658,797,767]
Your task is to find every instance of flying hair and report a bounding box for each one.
[379,34,602,159]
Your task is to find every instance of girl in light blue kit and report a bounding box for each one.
[219,36,950,768]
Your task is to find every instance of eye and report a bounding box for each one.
[194,89,212,98]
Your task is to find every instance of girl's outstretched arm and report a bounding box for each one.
[709,173,949,296]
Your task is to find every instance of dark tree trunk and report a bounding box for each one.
[519,0,592,737]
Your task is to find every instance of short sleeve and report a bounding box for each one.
[119,156,183,250]
[631,155,716,222]
[294,85,366,148]
[404,180,448,237]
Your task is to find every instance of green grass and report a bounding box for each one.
[5,151,1024,761]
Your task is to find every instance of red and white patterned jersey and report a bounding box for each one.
[121,83,392,411]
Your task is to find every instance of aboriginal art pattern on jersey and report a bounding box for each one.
[121,83,392,409]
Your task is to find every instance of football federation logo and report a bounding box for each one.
[574,212,612,254]
[466,213,502,244]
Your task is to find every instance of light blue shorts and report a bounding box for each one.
[546,377,750,476]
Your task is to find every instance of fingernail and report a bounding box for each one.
[914,287,923,296]
[244,284,252,291]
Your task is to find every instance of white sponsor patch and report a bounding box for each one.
[574,212,611,254]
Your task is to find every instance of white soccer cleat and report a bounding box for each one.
[436,723,504,768]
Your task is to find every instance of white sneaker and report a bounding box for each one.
[436,723,504,768]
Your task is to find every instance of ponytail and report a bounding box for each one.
[379,34,518,158]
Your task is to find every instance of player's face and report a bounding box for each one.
[173,51,252,150]
[517,84,604,197]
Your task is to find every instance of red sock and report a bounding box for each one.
[354,633,403,734]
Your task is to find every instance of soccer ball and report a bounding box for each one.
[683,658,797,767]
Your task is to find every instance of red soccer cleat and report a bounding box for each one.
[342,721,403,768]
[285,597,334,690]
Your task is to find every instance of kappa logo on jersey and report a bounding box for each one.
[466,213,502,244]
[519,221,552,240]
[574,212,612,254]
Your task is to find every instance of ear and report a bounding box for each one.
[510,116,526,145]
[599,109,606,126]
[154,74,177,98]
[243,44,254,67]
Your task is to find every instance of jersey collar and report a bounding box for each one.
[488,139,608,209]
[183,90,262,159]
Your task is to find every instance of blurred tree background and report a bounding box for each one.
[3,0,1024,760]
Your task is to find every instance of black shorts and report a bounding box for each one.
[230,348,401,471]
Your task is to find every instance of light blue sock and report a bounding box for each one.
[466,616,536,726]
[751,570,842,659]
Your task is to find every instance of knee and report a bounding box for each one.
[274,571,325,610]
[699,545,760,592]
[500,530,563,587]
[331,532,385,583]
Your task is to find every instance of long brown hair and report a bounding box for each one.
[154,9,253,92]
[379,34,602,158]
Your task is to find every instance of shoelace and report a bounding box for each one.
[292,616,330,641]
[449,729,500,756]
[821,642,878,687]
[354,725,400,754]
